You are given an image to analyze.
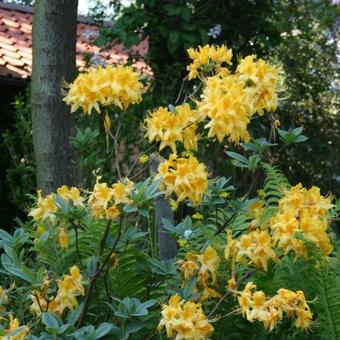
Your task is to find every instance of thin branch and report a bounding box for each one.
[208,271,254,318]
[77,216,123,328]
[126,144,156,178]
[109,122,122,180]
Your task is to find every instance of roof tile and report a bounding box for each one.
[0,4,149,79]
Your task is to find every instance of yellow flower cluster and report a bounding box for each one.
[157,155,208,206]
[31,266,84,315]
[199,74,252,143]
[236,55,279,114]
[29,186,84,222]
[158,295,214,339]
[238,282,312,331]
[196,50,279,144]
[28,190,58,222]
[64,65,143,114]
[180,246,221,303]
[88,177,134,219]
[1,315,29,340]
[270,184,333,257]
[144,104,200,153]
[57,185,84,207]
[225,229,277,271]
[187,44,232,80]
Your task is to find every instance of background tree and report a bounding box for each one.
[31,0,78,194]
[95,0,340,197]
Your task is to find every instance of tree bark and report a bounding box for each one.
[150,153,177,260]
[31,0,78,194]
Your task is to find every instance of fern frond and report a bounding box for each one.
[262,163,290,207]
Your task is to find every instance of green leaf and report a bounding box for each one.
[125,320,145,336]
[42,312,59,331]
[226,151,249,168]
[95,323,117,339]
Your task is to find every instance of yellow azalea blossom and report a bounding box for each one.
[227,277,237,290]
[271,184,333,257]
[157,155,208,206]
[238,283,312,331]
[64,65,144,114]
[158,295,214,339]
[199,74,252,143]
[248,200,265,221]
[196,246,221,286]
[5,315,29,340]
[28,190,57,222]
[59,227,69,249]
[236,54,279,114]
[88,177,115,218]
[187,44,233,80]
[57,185,84,206]
[106,204,120,220]
[31,266,84,316]
[144,103,201,153]
[179,260,199,282]
[200,287,221,302]
[225,230,277,271]
[112,178,134,205]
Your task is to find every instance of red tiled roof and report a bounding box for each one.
[0,3,148,80]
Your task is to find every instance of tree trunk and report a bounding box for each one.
[150,153,177,260]
[31,0,78,194]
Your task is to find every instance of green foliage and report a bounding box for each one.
[263,164,290,206]
[2,89,35,219]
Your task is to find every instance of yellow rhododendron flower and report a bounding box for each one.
[28,190,57,222]
[106,204,120,220]
[88,177,116,218]
[157,155,208,206]
[238,283,312,331]
[199,74,252,143]
[196,246,221,286]
[158,295,214,339]
[5,315,29,340]
[144,103,201,153]
[64,65,144,114]
[31,266,84,316]
[59,227,69,249]
[187,44,233,80]
[236,54,279,114]
[200,287,221,302]
[271,184,333,257]
[225,230,277,271]
[179,260,199,282]
[112,178,134,205]
[57,185,84,206]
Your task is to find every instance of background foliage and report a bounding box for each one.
[1,0,339,229]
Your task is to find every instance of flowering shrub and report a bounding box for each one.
[0,45,339,339]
